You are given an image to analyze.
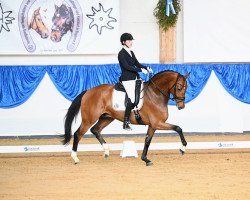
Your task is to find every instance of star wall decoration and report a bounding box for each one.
[87,3,117,35]
[0,3,15,33]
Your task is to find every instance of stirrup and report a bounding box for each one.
[123,122,132,131]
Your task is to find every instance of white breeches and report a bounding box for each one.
[122,80,136,103]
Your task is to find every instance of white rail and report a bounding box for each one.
[0,141,250,154]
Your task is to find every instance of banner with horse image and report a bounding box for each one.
[0,0,119,54]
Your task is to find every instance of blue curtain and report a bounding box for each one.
[47,64,120,101]
[0,66,46,108]
[214,64,250,104]
[0,64,250,108]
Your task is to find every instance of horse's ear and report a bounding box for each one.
[55,4,58,10]
[34,7,40,14]
[185,72,191,79]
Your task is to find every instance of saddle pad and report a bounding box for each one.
[112,90,144,111]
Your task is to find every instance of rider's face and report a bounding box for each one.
[124,40,133,48]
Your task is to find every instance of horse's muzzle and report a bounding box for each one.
[177,103,185,110]
[50,31,62,42]
[41,32,49,39]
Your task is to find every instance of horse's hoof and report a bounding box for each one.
[102,144,110,159]
[146,161,153,166]
[179,149,185,155]
[179,145,186,155]
[73,157,80,164]
[104,154,109,159]
[72,159,79,164]
[71,151,80,164]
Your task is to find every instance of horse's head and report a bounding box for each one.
[149,70,190,110]
[29,7,49,39]
[50,4,74,42]
[169,72,190,110]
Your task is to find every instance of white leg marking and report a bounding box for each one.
[71,150,80,163]
[180,145,186,152]
[102,143,110,157]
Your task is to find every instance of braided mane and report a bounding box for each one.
[145,70,178,83]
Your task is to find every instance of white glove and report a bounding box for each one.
[147,67,153,73]
[141,68,148,74]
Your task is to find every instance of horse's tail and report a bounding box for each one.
[63,91,86,145]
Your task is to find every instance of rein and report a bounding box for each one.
[148,72,185,103]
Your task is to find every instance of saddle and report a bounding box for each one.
[113,80,144,110]
[112,80,145,125]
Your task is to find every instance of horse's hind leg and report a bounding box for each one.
[71,122,92,164]
[71,127,80,163]
[90,114,114,158]
[141,126,155,166]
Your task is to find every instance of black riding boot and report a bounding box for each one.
[123,99,134,131]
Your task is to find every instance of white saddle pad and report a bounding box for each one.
[112,87,144,111]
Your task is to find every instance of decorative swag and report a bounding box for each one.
[0,64,250,108]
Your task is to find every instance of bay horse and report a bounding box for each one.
[50,4,74,42]
[63,70,190,166]
[29,7,49,39]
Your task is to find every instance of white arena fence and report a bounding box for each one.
[1,141,250,154]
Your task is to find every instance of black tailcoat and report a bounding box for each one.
[118,48,147,81]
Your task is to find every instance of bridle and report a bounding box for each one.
[149,73,186,103]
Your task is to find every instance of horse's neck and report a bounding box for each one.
[153,72,176,91]
[147,73,177,103]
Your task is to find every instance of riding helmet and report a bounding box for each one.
[120,33,134,44]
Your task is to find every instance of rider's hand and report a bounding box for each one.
[147,67,153,73]
[141,68,148,74]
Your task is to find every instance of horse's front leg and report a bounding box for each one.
[154,122,187,155]
[173,125,187,155]
[141,126,155,166]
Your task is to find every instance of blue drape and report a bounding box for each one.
[0,66,46,108]
[213,64,250,104]
[47,64,120,100]
[0,64,250,108]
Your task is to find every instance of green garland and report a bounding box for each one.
[154,0,181,31]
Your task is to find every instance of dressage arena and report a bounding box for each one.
[1,0,250,200]
[1,134,250,200]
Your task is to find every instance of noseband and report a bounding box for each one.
[149,73,186,103]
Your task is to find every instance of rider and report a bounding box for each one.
[118,33,153,130]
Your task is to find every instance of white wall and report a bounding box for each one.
[183,0,250,62]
